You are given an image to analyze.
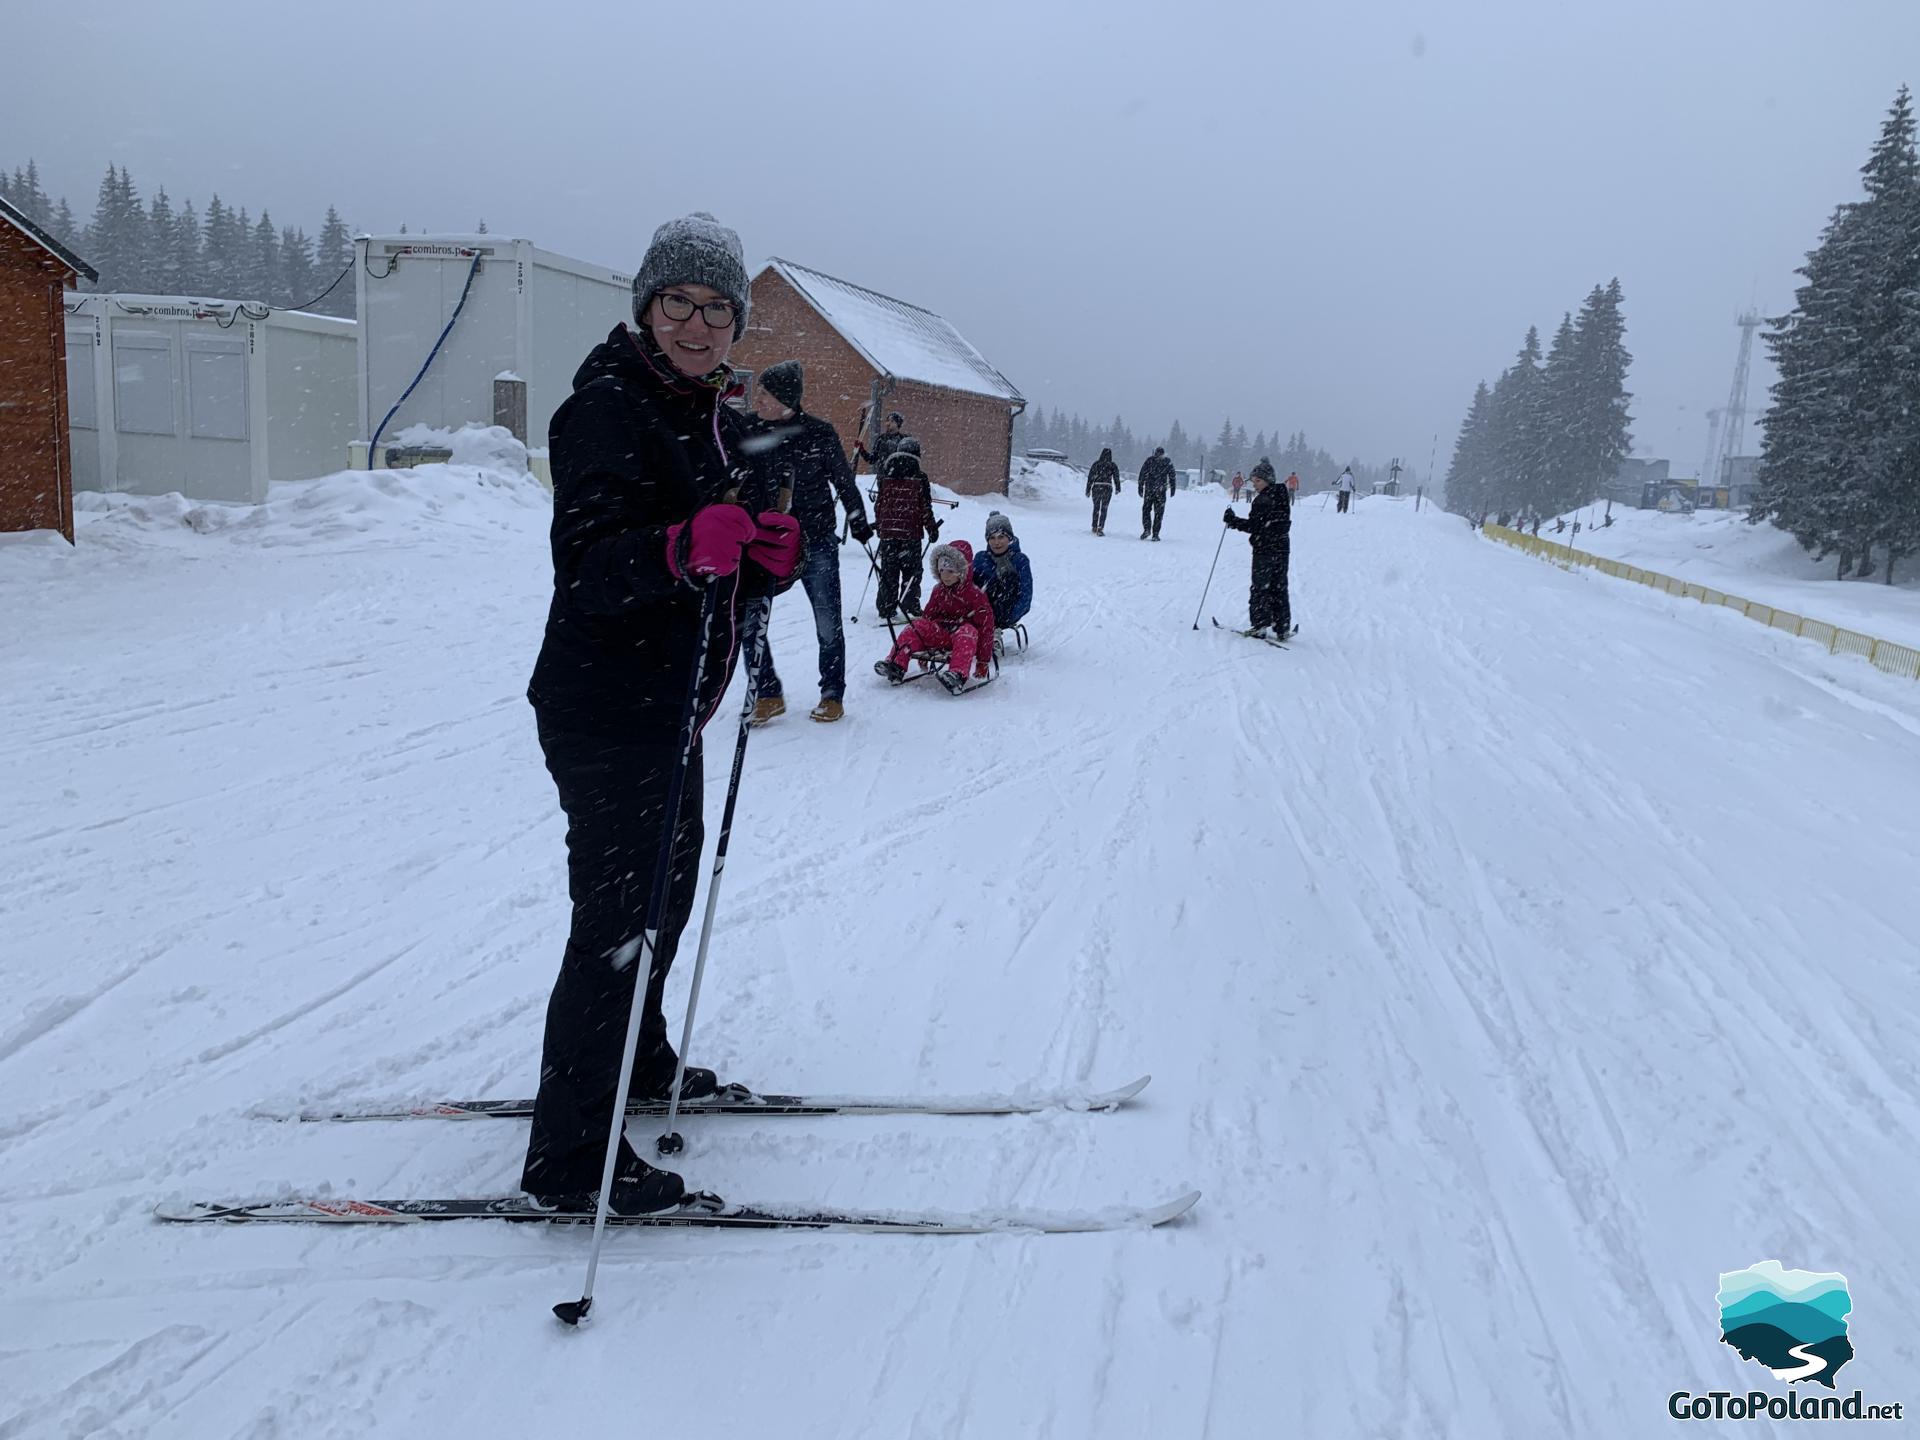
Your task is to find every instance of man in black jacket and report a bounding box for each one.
[856,410,910,475]
[1138,447,1176,540]
[1223,458,1291,638]
[748,361,872,723]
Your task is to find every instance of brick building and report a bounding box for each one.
[0,195,95,541]
[733,258,1024,496]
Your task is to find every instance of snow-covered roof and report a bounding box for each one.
[0,194,96,281]
[761,258,1023,405]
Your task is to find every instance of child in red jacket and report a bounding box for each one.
[873,540,995,694]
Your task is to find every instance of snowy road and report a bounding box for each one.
[3,466,1918,1437]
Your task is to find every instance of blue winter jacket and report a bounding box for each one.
[972,540,1033,626]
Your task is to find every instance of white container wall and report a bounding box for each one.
[63,295,357,504]
[354,235,633,461]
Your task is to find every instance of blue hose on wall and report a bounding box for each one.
[366,249,484,468]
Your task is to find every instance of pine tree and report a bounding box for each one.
[315,206,354,318]
[1444,381,1496,518]
[203,198,246,296]
[84,164,124,290]
[1487,326,1547,518]
[171,199,203,294]
[249,210,281,302]
[50,197,77,246]
[1854,86,1920,581]
[147,187,178,292]
[280,225,316,308]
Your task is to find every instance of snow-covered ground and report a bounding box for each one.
[1545,504,1920,651]
[5,462,1920,1437]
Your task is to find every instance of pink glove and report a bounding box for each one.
[666,504,756,582]
[745,511,803,582]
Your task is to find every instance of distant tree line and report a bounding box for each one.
[1014,406,1385,491]
[1442,280,1633,526]
[1750,86,1920,584]
[2,158,356,317]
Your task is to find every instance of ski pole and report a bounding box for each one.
[850,539,880,623]
[555,580,720,1330]
[658,598,772,1159]
[1191,520,1231,630]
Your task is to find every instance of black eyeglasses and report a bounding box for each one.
[656,291,738,329]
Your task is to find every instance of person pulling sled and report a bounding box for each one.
[874,539,996,693]
[873,448,939,622]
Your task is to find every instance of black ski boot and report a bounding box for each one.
[874,659,907,684]
[937,669,968,695]
[529,1139,685,1216]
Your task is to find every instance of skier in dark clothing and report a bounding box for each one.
[1222,458,1291,638]
[1086,447,1120,535]
[1138,447,1176,540]
[856,410,911,475]
[873,448,939,621]
[747,360,872,725]
[522,212,800,1216]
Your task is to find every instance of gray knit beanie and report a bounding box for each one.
[632,211,750,340]
[984,511,1015,541]
[758,360,803,411]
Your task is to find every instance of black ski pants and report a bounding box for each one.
[1250,537,1291,635]
[876,536,923,619]
[1089,487,1113,531]
[522,720,705,1195]
[1336,490,1351,513]
[1141,492,1167,537]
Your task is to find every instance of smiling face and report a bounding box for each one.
[987,532,1012,557]
[934,556,965,587]
[751,386,792,422]
[647,284,736,378]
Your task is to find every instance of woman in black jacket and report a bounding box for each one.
[1223,458,1292,639]
[521,212,799,1214]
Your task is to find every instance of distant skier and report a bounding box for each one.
[522,211,798,1216]
[874,448,939,621]
[747,360,873,725]
[1285,470,1301,505]
[857,410,911,476]
[874,539,995,693]
[1086,447,1120,534]
[1222,458,1291,639]
[1336,467,1355,513]
[1138,446,1176,540]
[1230,470,1246,503]
[972,511,1033,641]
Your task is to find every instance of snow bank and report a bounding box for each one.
[390,422,531,473]
[1554,506,1920,650]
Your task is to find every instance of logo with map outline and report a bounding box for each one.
[1718,1260,1853,1388]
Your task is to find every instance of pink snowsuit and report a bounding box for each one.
[888,540,995,678]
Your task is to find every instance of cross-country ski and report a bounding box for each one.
[7,14,1920,1437]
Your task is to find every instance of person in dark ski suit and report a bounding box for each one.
[747,360,873,725]
[1086,447,1120,534]
[1138,447,1176,540]
[873,448,939,621]
[1222,458,1291,638]
[522,212,800,1215]
[971,511,1033,642]
[856,410,911,475]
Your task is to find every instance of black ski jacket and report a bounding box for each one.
[1225,484,1291,547]
[1139,454,1177,497]
[528,324,778,737]
[763,411,867,544]
[1087,456,1120,493]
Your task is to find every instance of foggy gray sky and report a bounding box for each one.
[8,0,1916,479]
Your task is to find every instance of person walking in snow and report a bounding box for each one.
[856,410,911,476]
[1222,458,1291,639]
[1086,447,1120,534]
[1285,470,1301,505]
[747,360,872,725]
[522,212,800,1216]
[873,448,939,621]
[1336,466,1356,513]
[1230,470,1246,503]
[1138,446,1176,540]
[971,511,1033,640]
[874,539,995,693]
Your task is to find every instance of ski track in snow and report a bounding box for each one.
[3,472,1919,1437]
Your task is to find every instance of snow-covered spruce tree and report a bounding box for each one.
[1535,312,1584,516]
[1568,279,1633,512]
[1855,86,1920,582]
[1487,326,1547,517]
[1444,381,1496,519]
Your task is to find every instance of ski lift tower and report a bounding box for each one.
[1703,310,1764,489]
